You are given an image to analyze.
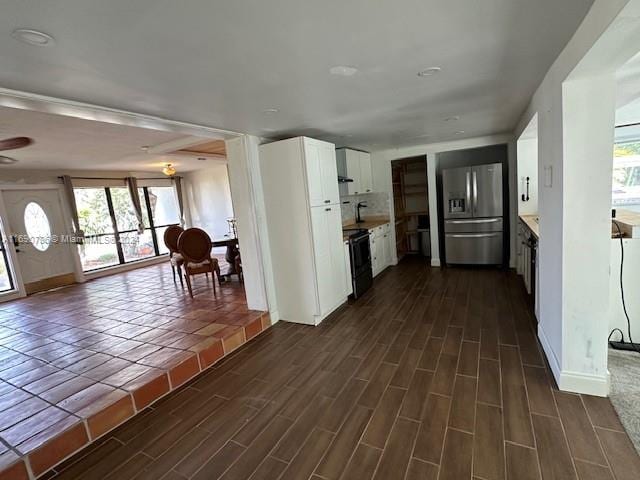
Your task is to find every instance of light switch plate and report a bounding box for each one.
[544,165,553,187]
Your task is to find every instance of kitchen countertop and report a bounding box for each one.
[343,217,391,231]
[612,209,640,238]
[519,214,539,239]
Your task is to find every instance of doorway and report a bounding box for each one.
[1,188,76,294]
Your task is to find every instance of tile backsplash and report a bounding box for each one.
[340,192,390,224]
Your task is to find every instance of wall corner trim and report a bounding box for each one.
[538,322,609,397]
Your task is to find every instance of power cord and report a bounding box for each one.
[608,220,640,354]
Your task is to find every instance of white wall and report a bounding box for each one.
[371,134,515,268]
[226,135,276,316]
[514,0,640,395]
[516,137,539,215]
[183,164,234,239]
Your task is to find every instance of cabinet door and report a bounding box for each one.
[319,142,340,205]
[327,206,347,302]
[359,152,373,193]
[310,206,332,315]
[306,139,339,206]
[346,150,362,195]
[370,236,381,277]
[344,242,353,296]
[382,232,390,269]
[305,141,325,207]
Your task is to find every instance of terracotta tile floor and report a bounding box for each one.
[0,262,270,479]
[36,258,640,480]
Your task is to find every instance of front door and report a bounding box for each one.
[2,189,76,294]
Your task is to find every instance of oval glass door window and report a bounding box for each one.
[24,202,51,251]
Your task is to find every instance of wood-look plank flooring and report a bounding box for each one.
[48,258,640,479]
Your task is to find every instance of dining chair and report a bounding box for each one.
[177,227,221,298]
[163,225,185,287]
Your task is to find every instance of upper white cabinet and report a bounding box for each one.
[259,137,347,326]
[359,152,373,194]
[306,140,340,207]
[336,148,374,195]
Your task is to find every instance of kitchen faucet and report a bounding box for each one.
[356,201,368,223]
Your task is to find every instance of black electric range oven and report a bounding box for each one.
[344,228,373,299]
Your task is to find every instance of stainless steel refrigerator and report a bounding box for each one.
[442,162,503,265]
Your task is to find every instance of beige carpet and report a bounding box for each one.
[608,348,640,453]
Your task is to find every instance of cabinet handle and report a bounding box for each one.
[325,208,331,211]
[324,200,330,204]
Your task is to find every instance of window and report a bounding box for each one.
[109,187,155,263]
[146,186,181,255]
[612,140,640,212]
[0,219,14,293]
[75,188,120,270]
[74,184,181,272]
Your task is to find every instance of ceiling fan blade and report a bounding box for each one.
[0,137,33,151]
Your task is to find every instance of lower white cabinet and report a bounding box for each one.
[369,223,393,277]
[310,205,347,317]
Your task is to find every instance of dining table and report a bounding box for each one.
[211,236,239,280]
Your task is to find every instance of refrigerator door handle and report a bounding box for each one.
[447,232,501,238]
[465,170,471,211]
[446,218,501,224]
[472,170,478,215]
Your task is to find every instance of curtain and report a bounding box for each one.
[126,177,145,234]
[173,176,185,227]
[61,175,84,243]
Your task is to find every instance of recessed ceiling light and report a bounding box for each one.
[330,65,358,77]
[445,116,460,122]
[455,130,465,135]
[417,67,441,77]
[11,28,55,47]
[263,108,279,114]
[140,145,150,152]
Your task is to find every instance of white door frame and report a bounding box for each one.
[0,184,84,301]
[0,88,273,314]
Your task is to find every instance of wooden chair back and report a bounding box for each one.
[177,228,212,264]
[163,225,184,255]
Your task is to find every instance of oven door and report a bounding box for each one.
[349,234,371,276]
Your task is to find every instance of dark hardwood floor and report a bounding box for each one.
[48,258,640,479]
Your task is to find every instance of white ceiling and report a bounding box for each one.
[0,106,218,171]
[1,0,594,150]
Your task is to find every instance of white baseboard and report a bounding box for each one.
[537,323,609,397]
[537,324,562,383]
[558,370,609,397]
[431,258,441,267]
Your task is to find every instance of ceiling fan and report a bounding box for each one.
[0,137,33,165]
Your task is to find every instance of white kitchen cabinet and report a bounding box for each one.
[336,148,373,195]
[259,137,347,325]
[381,230,391,268]
[370,234,381,277]
[359,151,373,194]
[311,205,346,316]
[306,140,340,207]
[369,223,393,277]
